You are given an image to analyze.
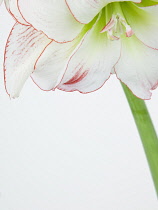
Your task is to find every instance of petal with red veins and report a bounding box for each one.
[31,39,80,91]
[115,35,158,100]
[4,23,51,98]
[66,0,141,24]
[31,15,98,91]
[5,0,28,25]
[18,0,83,42]
[58,17,121,93]
[122,3,158,49]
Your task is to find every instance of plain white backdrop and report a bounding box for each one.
[0,3,158,210]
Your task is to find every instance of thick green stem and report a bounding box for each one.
[121,83,158,196]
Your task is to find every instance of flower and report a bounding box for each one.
[3,0,158,99]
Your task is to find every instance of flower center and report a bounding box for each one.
[100,13,134,40]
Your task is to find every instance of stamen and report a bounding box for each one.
[125,26,134,37]
[100,14,134,40]
[100,15,116,33]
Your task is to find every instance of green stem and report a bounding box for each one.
[121,83,158,196]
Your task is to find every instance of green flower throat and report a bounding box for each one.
[80,0,158,41]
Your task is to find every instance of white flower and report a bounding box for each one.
[3,0,158,99]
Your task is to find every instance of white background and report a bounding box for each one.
[0,3,158,210]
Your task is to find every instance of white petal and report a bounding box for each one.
[0,0,3,5]
[31,40,79,91]
[31,14,100,91]
[5,0,28,25]
[4,23,51,98]
[122,3,158,49]
[18,0,83,42]
[66,0,141,24]
[115,36,158,100]
[58,18,121,93]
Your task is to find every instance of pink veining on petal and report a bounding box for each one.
[64,68,89,85]
[151,82,158,90]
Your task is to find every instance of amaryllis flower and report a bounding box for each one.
[3,0,158,99]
